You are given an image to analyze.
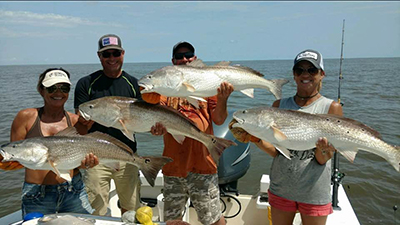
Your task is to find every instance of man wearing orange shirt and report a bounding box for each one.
[146,41,233,225]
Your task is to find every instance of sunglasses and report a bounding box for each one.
[174,52,195,60]
[293,67,320,76]
[45,84,71,94]
[101,51,122,58]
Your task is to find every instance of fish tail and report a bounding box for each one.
[269,79,289,99]
[393,146,400,172]
[136,156,173,187]
[206,135,238,164]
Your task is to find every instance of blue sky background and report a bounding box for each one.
[0,1,399,65]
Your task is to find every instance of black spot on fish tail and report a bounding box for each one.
[139,156,173,187]
[207,136,237,165]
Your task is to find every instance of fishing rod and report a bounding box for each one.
[332,19,346,210]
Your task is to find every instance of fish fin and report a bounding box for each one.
[172,134,186,144]
[271,123,287,141]
[183,82,196,92]
[205,135,238,164]
[394,146,400,172]
[213,61,231,67]
[232,65,264,77]
[87,132,134,154]
[136,156,173,187]
[121,127,136,142]
[186,97,200,108]
[49,161,61,177]
[275,145,291,159]
[187,59,207,67]
[337,149,358,163]
[49,161,71,181]
[240,89,254,98]
[269,79,290,100]
[59,171,72,182]
[118,119,135,141]
[55,127,80,136]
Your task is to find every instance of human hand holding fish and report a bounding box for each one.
[150,122,167,136]
[229,119,260,143]
[315,137,336,165]
[140,86,161,105]
[217,82,234,101]
[79,152,99,169]
[0,155,24,170]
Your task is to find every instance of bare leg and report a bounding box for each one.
[301,213,328,225]
[121,207,128,215]
[271,206,296,225]
[211,215,226,225]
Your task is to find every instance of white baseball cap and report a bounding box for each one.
[42,69,71,87]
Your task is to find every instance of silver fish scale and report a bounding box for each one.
[235,107,399,171]
[125,102,210,145]
[42,136,137,166]
[176,66,280,96]
[271,108,397,156]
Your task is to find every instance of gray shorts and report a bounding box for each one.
[163,173,222,225]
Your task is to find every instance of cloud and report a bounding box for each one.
[0,9,122,28]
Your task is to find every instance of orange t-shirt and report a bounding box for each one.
[160,95,218,177]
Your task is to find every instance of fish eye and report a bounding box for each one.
[242,110,247,114]
[89,105,93,109]
[147,75,152,79]
[12,145,16,148]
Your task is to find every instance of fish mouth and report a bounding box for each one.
[231,116,245,127]
[0,149,11,161]
[79,109,91,121]
[138,83,153,93]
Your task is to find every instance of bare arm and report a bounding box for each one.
[211,82,234,125]
[0,109,32,170]
[10,109,34,142]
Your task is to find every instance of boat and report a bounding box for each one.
[0,111,361,224]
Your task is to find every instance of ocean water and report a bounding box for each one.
[0,58,399,224]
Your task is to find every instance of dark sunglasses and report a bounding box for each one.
[174,52,195,60]
[293,67,320,76]
[101,51,122,58]
[46,84,71,94]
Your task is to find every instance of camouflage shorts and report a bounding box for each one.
[163,173,222,225]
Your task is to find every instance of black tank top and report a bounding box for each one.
[26,107,72,138]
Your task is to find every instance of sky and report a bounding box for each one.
[0,1,399,65]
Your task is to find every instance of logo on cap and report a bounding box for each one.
[45,71,68,80]
[102,37,119,46]
[296,51,318,61]
[296,52,318,60]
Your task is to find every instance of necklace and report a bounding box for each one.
[295,92,319,101]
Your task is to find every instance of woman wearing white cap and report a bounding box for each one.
[6,68,98,218]
[231,49,343,225]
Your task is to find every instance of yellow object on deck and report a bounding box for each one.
[136,206,154,225]
[268,206,273,225]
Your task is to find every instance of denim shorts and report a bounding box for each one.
[21,172,94,218]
